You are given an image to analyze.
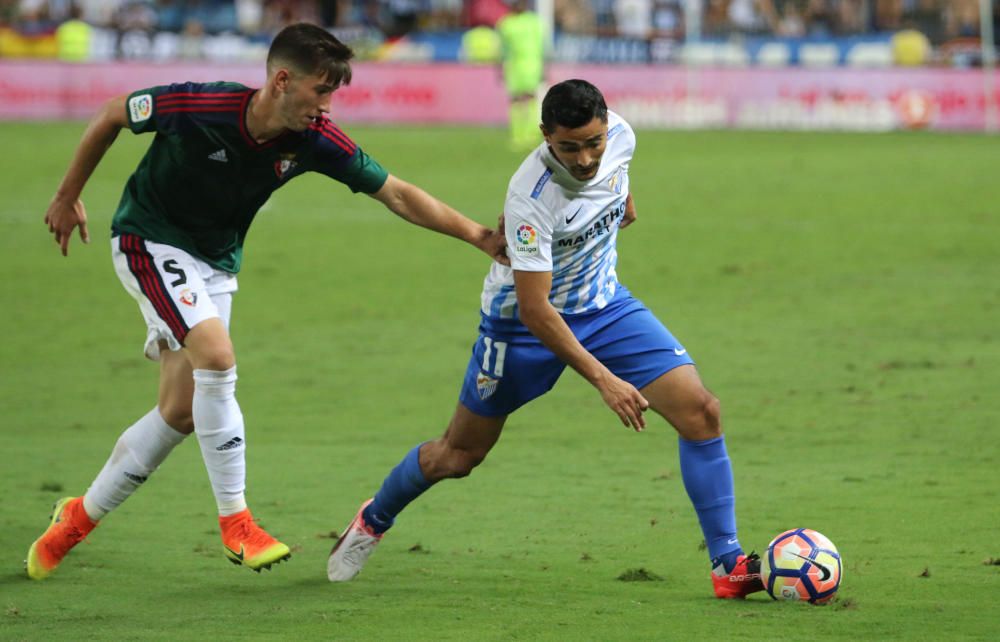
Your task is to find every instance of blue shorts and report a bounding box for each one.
[458,287,695,417]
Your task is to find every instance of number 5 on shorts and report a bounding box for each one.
[162,259,187,287]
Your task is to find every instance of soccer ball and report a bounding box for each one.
[761,528,842,604]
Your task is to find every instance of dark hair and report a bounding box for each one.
[541,79,608,132]
[268,23,354,88]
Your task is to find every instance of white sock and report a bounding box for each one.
[83,408,188,521]
[192,366,248,516]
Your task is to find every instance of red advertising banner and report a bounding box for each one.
[0,61,995,131]
[0,61,511,123]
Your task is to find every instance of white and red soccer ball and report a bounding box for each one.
[761,528,842,604]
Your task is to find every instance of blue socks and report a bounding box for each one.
[361,437,743,572]
[678,436,742,572]
[363,444,432,534]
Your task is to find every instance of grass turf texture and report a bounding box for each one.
[1,123,997,641]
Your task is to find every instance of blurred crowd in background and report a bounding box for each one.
[1,0,997,65]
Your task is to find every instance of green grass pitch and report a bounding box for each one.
[1,122,997,641]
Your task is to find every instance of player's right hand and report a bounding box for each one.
[598,375,649,432]
[45,197,90,256]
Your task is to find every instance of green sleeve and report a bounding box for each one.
[335,149,390,194]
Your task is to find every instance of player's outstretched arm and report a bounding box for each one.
[44,94,129,256]
[368,175,510,265]
[513,270,649,431]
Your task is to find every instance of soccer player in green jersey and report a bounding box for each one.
[28,23,508,580]
[496,0,545,150]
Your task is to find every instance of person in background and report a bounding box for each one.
[614,0,653,39]
[554,0,595,35]
[56,3,91,60]
[943,0,979,39]
[461,21,502,62]
[496,0,544,151]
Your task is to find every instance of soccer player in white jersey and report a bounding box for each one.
[327,79,764,599]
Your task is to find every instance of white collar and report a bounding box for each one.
[540,143,595,192]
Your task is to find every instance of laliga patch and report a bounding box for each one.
[476,372,499,400]
[128,94,153,123]
[514,223,539,255]
[178,288,198,307]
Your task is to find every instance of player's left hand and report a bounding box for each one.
[620,193,637,229]
[597,373,649,432]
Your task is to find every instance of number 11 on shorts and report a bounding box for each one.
[481,337,507,377]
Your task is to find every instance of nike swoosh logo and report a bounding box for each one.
[225,545,245,561]
[673,348,687,356]
[727,538,738,545]
[791,552,832,581]
[565,206,583,224]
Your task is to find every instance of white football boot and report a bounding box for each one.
[327,499,383,582]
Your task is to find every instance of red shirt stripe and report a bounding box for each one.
[158,106,243,114]
[322,123,356,149]
[156,92,251,100]
[316,129,354,154]
[157,98,244,107]
[313,121,356,154]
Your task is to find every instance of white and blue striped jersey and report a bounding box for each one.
[480,111,635,320]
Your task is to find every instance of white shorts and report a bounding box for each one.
[112,233,238,361]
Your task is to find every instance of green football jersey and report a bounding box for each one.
[496,10,544,89]
[112,82,388,273]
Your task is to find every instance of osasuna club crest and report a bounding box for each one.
[476,372,499,400]
[274,153,298,179]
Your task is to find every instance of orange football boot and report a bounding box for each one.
[26,497,97,580]
[219,509,291,572]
